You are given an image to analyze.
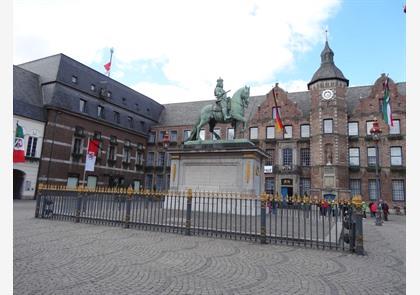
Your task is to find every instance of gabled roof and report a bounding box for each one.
[156,82,406,126]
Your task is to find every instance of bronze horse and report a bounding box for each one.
[186,86,250,141]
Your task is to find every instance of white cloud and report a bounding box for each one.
[14,0,341,103]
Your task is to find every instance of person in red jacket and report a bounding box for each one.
[371,202,377,217]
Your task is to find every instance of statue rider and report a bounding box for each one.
[214,77,231,120]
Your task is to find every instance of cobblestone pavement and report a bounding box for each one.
[14,201,405,295]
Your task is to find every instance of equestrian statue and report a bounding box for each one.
[186,77,250,141]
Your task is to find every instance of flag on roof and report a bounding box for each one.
[104,61,111,75]
[13,122,25,163]
[382,77,393,127]
[104,48,114,76]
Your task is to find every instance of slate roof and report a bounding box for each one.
[156,83,406,126]
[13,66,45,121]
[157,95,267,126]
[18,54,164,123]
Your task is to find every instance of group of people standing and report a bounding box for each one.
[361,199,390,221]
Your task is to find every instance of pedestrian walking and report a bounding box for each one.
[362,201,368,218]
[382,200,389,221]
[369,202,374,217]
[371,202,377,217]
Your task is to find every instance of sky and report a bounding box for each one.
[13,0,406,104]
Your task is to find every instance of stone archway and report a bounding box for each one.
[13,169,25,199]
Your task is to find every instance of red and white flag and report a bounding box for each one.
[104,61,111,75]
[104,48,114,76]
[13,122,25,163]
[85,139,99,171]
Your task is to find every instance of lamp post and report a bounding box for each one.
[162,132,170,191]
[370,118,383,226]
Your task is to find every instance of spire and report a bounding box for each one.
[307,38,349,89]
[321,41,334,64]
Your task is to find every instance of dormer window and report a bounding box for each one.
[97,105,105,118]
[107,91,112,98]
[71,75,78,84]
[113,111,120,124]
[90,84,96,91]
[122,97,127,105]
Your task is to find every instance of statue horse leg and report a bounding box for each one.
[209,118,221,140]
[193,114,211,141]
[231,113,247,138]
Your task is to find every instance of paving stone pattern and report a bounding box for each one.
[14,201,405,295]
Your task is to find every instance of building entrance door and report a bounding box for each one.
[323,193,336,200]
[13,169,25,199]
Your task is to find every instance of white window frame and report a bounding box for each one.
[284,125,292,139]
[366,121,374,135]
[249,127,258,140]
[79,99,87,113]
[300,124,310,138]
[266,126,275,139]
[389,119,401,135]
[323,119,333,134]
[348,122,359,136]
[390,147,402,166]
[212,128,221,140]
[367,147,377,166]
[227,128,235,140]
[199,129,205,140]
[67,176,79,188]
[183,130,191,141]
[349,148,360,166]
[87,176,97,189]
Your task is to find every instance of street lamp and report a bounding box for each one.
[370,118,382,226]
[162,132,170,191]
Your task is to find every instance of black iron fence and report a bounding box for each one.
[35,185,364,254]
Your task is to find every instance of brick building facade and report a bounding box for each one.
[149,41,406,207]
[13,42,405,207]
[15,54,163,192]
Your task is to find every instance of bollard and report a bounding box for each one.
[260,193,267,244]
[75,186,83,223]
[34,183,44,218]
[351,195,365,255]
[185,188,192,236]
[124,187,133,229]
[353,210,364,255]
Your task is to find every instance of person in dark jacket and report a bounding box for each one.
[382,200,389,221]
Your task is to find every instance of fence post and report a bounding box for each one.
[75,185,83,223]
[35,183,44,218]
[125,187,133,228]
[351,196,364,255]
[185,188,192,236]
[260,193,267,244]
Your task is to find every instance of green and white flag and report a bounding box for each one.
[382,77,393,126]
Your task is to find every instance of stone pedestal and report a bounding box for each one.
[168,139,268,195]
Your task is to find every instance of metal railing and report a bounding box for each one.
[35,184,364,253]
